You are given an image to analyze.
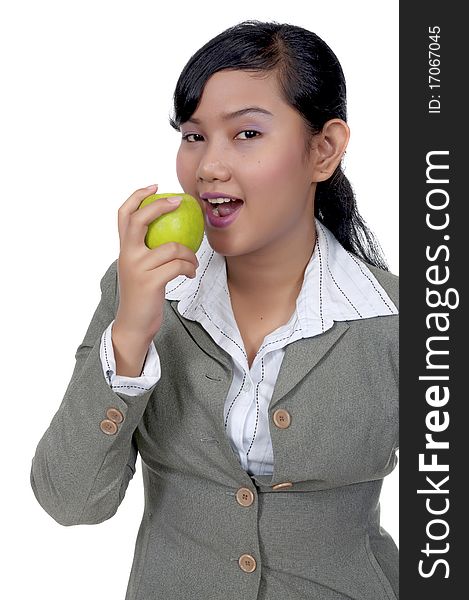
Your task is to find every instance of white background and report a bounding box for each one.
[0,1,398,597]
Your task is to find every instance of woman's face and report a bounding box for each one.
[176,69,318,257]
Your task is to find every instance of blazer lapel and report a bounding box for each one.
[170,300,350,408]
[268,321,350,410]
[169,301,233,375]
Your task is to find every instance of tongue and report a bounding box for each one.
[217,199,243,217]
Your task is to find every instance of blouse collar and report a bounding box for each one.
[164,217,398,331]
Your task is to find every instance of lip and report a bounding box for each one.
[200,192,243,201]
[202,197,244,228]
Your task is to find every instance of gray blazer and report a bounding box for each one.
[30,258,399,600]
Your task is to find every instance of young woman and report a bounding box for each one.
[31,20,399,600]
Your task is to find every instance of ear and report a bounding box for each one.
[310,119,350,183]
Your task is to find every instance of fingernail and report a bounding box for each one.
[168,196,182,204]
[146,184,157,190]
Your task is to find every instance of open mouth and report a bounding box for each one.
[202,198,244,218]
[200,197,244,228]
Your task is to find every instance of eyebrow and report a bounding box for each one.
[185,107,274,125]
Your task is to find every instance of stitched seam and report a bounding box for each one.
[316,228,325,331]
[134,512,152,600]
[103,321,113,384]
[364,534,397,600]
[246,356,265,457]
[112,384,152,391]
[166,245,210,296]
[347,251,395,313]
[199,304,247,358]
[75,450,110,524]
[224,371,246,429]
[181,249,214,315]
[257,327,303,354]
[103,322,152,390]
[321,224,363,317]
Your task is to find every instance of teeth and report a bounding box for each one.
[206,197,235,204]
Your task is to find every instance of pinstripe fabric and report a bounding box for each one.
[100,218,398,475]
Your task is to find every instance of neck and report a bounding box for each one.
[226,223,317,308]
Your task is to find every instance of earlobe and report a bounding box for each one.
[311,119,350,182]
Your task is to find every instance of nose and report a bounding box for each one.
[196,146,231,183]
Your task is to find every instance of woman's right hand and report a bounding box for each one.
[114,184,199,344]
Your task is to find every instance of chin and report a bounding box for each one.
[207,233,258,259]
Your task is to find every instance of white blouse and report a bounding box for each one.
[99,218,398,476]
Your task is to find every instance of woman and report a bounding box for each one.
[31,19,399,600]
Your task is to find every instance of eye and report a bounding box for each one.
[236,130,261,140]
[181,130,261,143]
[181,133,203,143]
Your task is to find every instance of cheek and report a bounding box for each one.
[175,148,198,186]
[175,149,187,183]
[247,147,306,197]
[269,145,305,178]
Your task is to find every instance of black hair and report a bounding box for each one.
[168,19,390,271]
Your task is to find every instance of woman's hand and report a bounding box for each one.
[114,184,199,344]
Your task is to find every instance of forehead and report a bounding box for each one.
[185,70,287,124]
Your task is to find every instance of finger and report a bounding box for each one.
[124,196,184,251]
[151,257,198,285]
[141,241,199,271]
[118,184,159,245]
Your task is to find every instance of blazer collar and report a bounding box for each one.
[164,219,397,414]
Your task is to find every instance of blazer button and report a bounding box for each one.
[100,419,118,435]
[272,408,291,429]
[238,554,257,573]
[106,407,124,424]
[272,481,293,490]
[235,487,254,507]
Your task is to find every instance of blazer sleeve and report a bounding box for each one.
[99,320,161,394]
[30,259,157,526]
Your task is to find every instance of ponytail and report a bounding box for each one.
[314,166,390,271]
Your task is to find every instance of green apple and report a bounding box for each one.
[138,192,205,253]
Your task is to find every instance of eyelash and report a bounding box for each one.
[181,130,261,143]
